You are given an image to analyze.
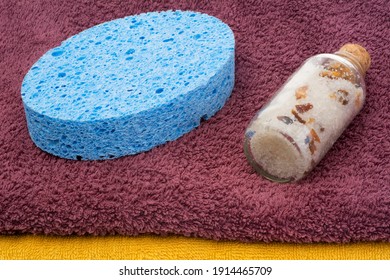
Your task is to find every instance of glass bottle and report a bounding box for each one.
[244,44,371,182]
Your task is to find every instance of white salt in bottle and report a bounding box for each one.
[244,44,371,182]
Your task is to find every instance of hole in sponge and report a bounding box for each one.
[52,50,64,57]
[58,72,66,78]
[76,155,82,160]
[48,139,59,146]
[155,88,164,94]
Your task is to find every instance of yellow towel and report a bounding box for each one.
[1,235,389,260]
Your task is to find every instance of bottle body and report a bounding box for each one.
[244,53,366,182]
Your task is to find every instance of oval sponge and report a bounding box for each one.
[21,10,235,160]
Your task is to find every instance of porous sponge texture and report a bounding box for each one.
[21,10,235,160]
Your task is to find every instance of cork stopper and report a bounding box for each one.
[337,43,371,76]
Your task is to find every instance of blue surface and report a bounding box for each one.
[21,10,235,160]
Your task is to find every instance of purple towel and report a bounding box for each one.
[0,0,389,243]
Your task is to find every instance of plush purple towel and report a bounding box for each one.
[0,0,389,243]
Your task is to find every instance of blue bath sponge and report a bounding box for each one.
[21,10,235,160]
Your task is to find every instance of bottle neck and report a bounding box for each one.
[334,51,366,77]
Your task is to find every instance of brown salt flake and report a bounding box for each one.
[337,89,349,105]
[329,92,336,99]
[322,70,342,79]
[291,109,306,124]
[310,128,321,143]
[320,70,337,79]
[309,139,317,154]
[320,68,345,80]
[295,86,308,99]
[339,89,349,96]
[307,118,315,124]
[277,116,294,125]
[330,89,349,105]
[338,64,354,82]
[321,63,354,82]
[295,103,313,113]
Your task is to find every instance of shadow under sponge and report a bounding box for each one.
[21,10,235,160]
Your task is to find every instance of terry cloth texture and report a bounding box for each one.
[1,235,390,260]
[0,0,389,243]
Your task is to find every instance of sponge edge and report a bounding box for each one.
[21,10,235,160]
